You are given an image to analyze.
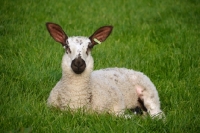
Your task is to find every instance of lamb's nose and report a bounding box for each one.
[74,57,84,67]
[71,56,86,74]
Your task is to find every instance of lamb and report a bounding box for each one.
[46,22,165,119]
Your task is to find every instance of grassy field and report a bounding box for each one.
[1,0,200,132]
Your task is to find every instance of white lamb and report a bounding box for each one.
[46,22,164,118]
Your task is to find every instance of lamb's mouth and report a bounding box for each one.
[71,57,86,74]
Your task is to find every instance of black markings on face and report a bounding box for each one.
[65,40,71,54]
[76,38,83,45]
[86,42,92,55]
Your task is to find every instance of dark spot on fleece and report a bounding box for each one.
[150,95,154,99]
[114,74,118,77]
[103,68,112,71]
[89,94,92,103]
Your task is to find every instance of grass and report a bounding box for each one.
[0,0,200,132]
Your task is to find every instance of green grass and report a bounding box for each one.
[1,0,200,132]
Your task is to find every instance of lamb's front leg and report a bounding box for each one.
[47,90,60,107]
[136,85,165,119]
[47,83,61,108]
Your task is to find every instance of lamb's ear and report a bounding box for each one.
[89,26,113,48]
[46,22,68,46]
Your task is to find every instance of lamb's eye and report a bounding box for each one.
[88,42,93,49]
[64,46,71,54]
[86,47,91,55]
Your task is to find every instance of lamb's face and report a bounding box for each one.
[66,37,92,74]
[46,22,113,74]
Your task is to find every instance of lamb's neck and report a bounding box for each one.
[61,70,91,91]
[59,70,92,109]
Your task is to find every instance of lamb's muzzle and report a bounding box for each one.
[71,55,86,74]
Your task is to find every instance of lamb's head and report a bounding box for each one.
[46,22,113,74]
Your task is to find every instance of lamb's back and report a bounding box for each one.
[91,68,139,109]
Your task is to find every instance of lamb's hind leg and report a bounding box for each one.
[135,85,164,119]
